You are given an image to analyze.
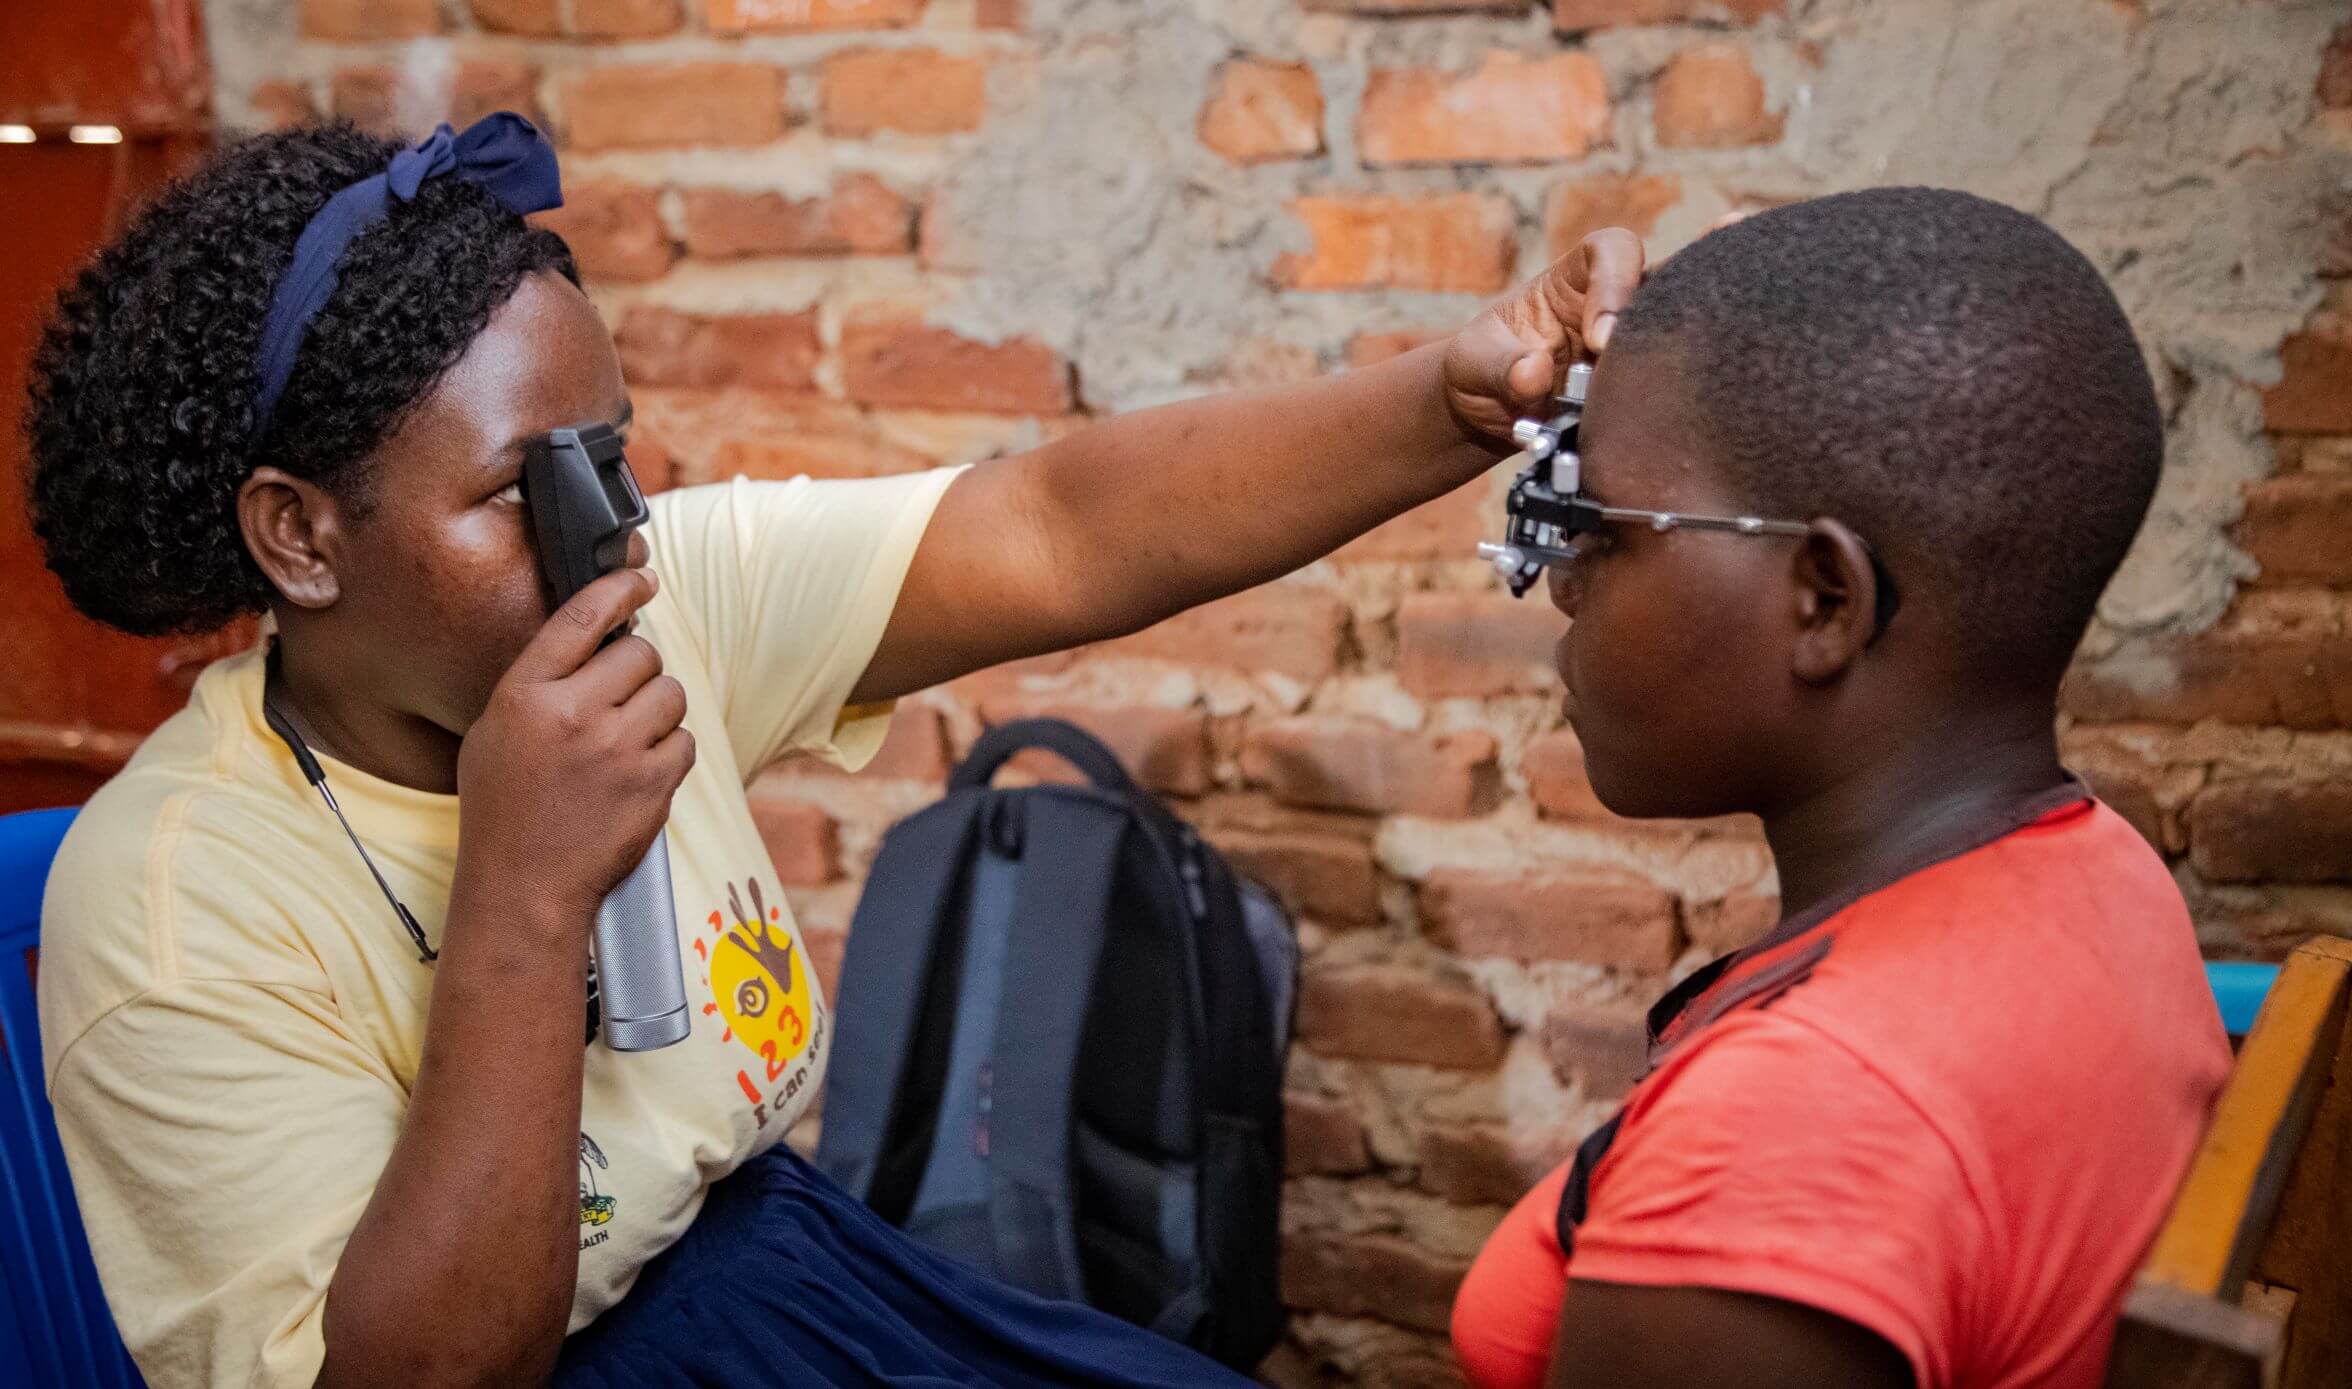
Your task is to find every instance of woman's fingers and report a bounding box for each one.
[1572,227,1646,354]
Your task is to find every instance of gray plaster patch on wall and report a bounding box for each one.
[202,0,302,132]
[2033,0,2342,636]
[930,0,1549,413]
[932,0,2350,639]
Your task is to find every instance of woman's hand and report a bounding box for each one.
[455,566,695,928]
[1442,228,1647,447]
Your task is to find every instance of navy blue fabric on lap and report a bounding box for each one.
[554,1146,1254,1387]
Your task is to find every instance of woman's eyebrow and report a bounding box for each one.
[497,402,634,463]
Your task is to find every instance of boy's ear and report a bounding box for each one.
[1787,519,1882,686]
[238,466,344,611]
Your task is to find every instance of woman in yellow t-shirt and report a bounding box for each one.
[24,115,1633,1389]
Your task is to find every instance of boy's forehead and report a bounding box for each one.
[1580,347,1668,486]
[1578,341,1732,506]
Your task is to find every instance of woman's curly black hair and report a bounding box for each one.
[24,120,578,636]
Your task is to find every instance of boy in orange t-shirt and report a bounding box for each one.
[1450,189,2230,1389]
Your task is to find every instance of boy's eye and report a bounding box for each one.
[491,479,525,506]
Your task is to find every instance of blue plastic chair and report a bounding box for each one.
[0,807,143,1388]
[2206,960,2279,1039]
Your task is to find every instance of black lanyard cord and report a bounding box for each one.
[260,679,437,964]
[260,656,603,1043]
[309,766,436,964]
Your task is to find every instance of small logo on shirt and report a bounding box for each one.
[579,1131,616,1245]
[697,877,815,1081]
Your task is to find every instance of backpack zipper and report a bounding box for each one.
[1177,829,1212,921]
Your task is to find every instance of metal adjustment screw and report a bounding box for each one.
[1476,542,1524,579]
[1563,361,1593,406]
[1512,418,1556,459]
[1550,448,1580,495]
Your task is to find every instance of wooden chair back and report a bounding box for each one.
[2104,937,2352,1389]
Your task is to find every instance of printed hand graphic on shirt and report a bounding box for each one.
[579,1132,615,1227]
[703,877,814,1081]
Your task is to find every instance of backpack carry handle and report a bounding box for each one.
[954,718,1141,796]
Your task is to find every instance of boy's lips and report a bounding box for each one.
[1554,632,1578,722]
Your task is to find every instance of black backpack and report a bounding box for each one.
[815,719,1297,1371]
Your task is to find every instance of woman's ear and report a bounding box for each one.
[238,467,343,611]
[1787,519,1881,686]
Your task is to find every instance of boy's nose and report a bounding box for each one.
[1547,561,1579,619]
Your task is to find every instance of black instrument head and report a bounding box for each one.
[522,422,649,607]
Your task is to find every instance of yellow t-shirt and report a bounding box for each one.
[36,468,962,1389]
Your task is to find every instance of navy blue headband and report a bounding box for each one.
[250,111,564,438]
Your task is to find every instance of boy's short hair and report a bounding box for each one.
[1613,187,2162,682]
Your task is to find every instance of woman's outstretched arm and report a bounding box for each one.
[849,232,1642,704]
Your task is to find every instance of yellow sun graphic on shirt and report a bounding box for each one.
[696,877,814,1085]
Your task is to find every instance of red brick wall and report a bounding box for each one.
[210,3,2349,1383]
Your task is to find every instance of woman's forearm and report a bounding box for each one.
[1016,340,1496,633]
[316,877,590,1389]
[855,340,1502,700]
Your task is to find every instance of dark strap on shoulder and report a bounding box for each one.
[1552,936,1829,1255]
[954,718,1139,796]
[1655,935,1833,1060]
[1554,1111,1622,1250]
[814,791,984,1199]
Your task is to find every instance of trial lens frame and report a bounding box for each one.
[1479,363,1815,599]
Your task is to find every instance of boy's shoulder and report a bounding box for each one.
[1802,798,2208,1035]
[1745,796,2229,1182]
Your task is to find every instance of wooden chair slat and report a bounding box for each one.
[2137,939,2352,1300]
[2247,963,2352,1389]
